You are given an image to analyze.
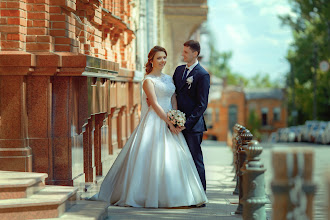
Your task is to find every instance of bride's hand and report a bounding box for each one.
[169,124,180,134]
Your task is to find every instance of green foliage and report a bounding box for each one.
[247,109,262,140]
[248,74,281,89]
[207,32,279,88]
[208,42,232,78]
[280,0,330,124]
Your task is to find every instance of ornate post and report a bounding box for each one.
[235,129,252,214]
[328,172,330,220]
[232,124,240,173]
[241,140,268,219]
[271,148,316,220]
[233,125,246,195]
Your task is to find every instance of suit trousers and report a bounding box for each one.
[182,131,206,191]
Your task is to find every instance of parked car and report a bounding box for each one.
[293,125,304,142]
[271,121,329,145]
[301,121,318,142]
[277,128,287,142]
[315,122,330,145]
[310,121,325,142]
[268,132,278,143]
[285,126,297,142]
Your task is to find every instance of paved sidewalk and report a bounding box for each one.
[105,141,271,220]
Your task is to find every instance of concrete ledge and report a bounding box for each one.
[39,200,109,220]
[0,171,47,200]
[0,186,77,208]
[0,186,78,219]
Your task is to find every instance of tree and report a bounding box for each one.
[247,109,262,141]
[280,0,330,124]
[247,74,281,89]
[207,30,249,86]
[207,30,280,88]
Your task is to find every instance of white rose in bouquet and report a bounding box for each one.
[167,109,186,127]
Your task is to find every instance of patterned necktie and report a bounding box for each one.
[182,68,189,81]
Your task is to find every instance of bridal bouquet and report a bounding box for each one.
[167,109,186,127]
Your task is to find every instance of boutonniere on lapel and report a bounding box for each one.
[186,76,193,89]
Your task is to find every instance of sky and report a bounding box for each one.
[206,0,296,83]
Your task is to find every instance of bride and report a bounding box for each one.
[93,46,207,208]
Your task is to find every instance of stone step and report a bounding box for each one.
[0,185,78,219]
[0,171,48,200]
[39,200,109,220]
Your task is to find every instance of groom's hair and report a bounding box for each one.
[184,40,200,56]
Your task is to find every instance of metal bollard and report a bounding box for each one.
[241,140,268,220]
[233,125,246,195]
[231,124,240,173]
[328,172,330,220]
[271,148,316,220]
[235,129,252,214]
[232,124,243,177]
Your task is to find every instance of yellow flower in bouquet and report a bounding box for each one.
[167,109,186,127]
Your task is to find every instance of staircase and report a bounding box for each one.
[0,171,108,220]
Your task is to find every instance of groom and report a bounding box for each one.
[174,40,210,193]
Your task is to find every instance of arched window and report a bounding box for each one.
[261,107,268,126]
[215,108,220,122]
[228,105,237,132]
[273,107,281,121]
[205,108,213,129]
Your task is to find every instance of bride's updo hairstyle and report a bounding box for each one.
[145,46,167,74]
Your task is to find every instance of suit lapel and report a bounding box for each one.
[176,66,186,90]
[177,63,200,92]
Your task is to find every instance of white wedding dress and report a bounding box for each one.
[94,73,208,208]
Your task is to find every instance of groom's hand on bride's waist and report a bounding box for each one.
[146,98,151,107]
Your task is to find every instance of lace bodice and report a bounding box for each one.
[141,73,176,117]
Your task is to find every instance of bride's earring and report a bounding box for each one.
[151,62,153,67]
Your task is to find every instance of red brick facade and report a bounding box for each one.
[205,86,287,142]
[0,0,139,187]
[206,87,245,141]
[246,98,287,135]
[1,0,135,67]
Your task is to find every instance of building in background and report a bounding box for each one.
[133,0,164,78]
[204,83,287,142]
[163,0,208,75]
[133,0,208,76]
[0,0,141,188]
[0,0,208,218]
[245,88,287,139]
[195,13,287,142]
[0,0,208,186]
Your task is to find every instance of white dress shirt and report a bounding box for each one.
[185,60,199,78]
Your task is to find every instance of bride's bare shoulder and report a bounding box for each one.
[142,78,155,91]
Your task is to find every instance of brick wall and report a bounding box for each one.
[0,0,135,69]
[246,98,287,134]
[205,88,287,142]
[205,88,246,141]
[0,0,140,187]
[0,0,27,51]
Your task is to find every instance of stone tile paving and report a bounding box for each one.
[262,142,330,220]
[106,141,264,219]
[93,140,329,220]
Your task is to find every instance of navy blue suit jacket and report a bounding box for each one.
[173,63,210,133]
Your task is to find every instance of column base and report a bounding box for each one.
[0,147,32,172]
